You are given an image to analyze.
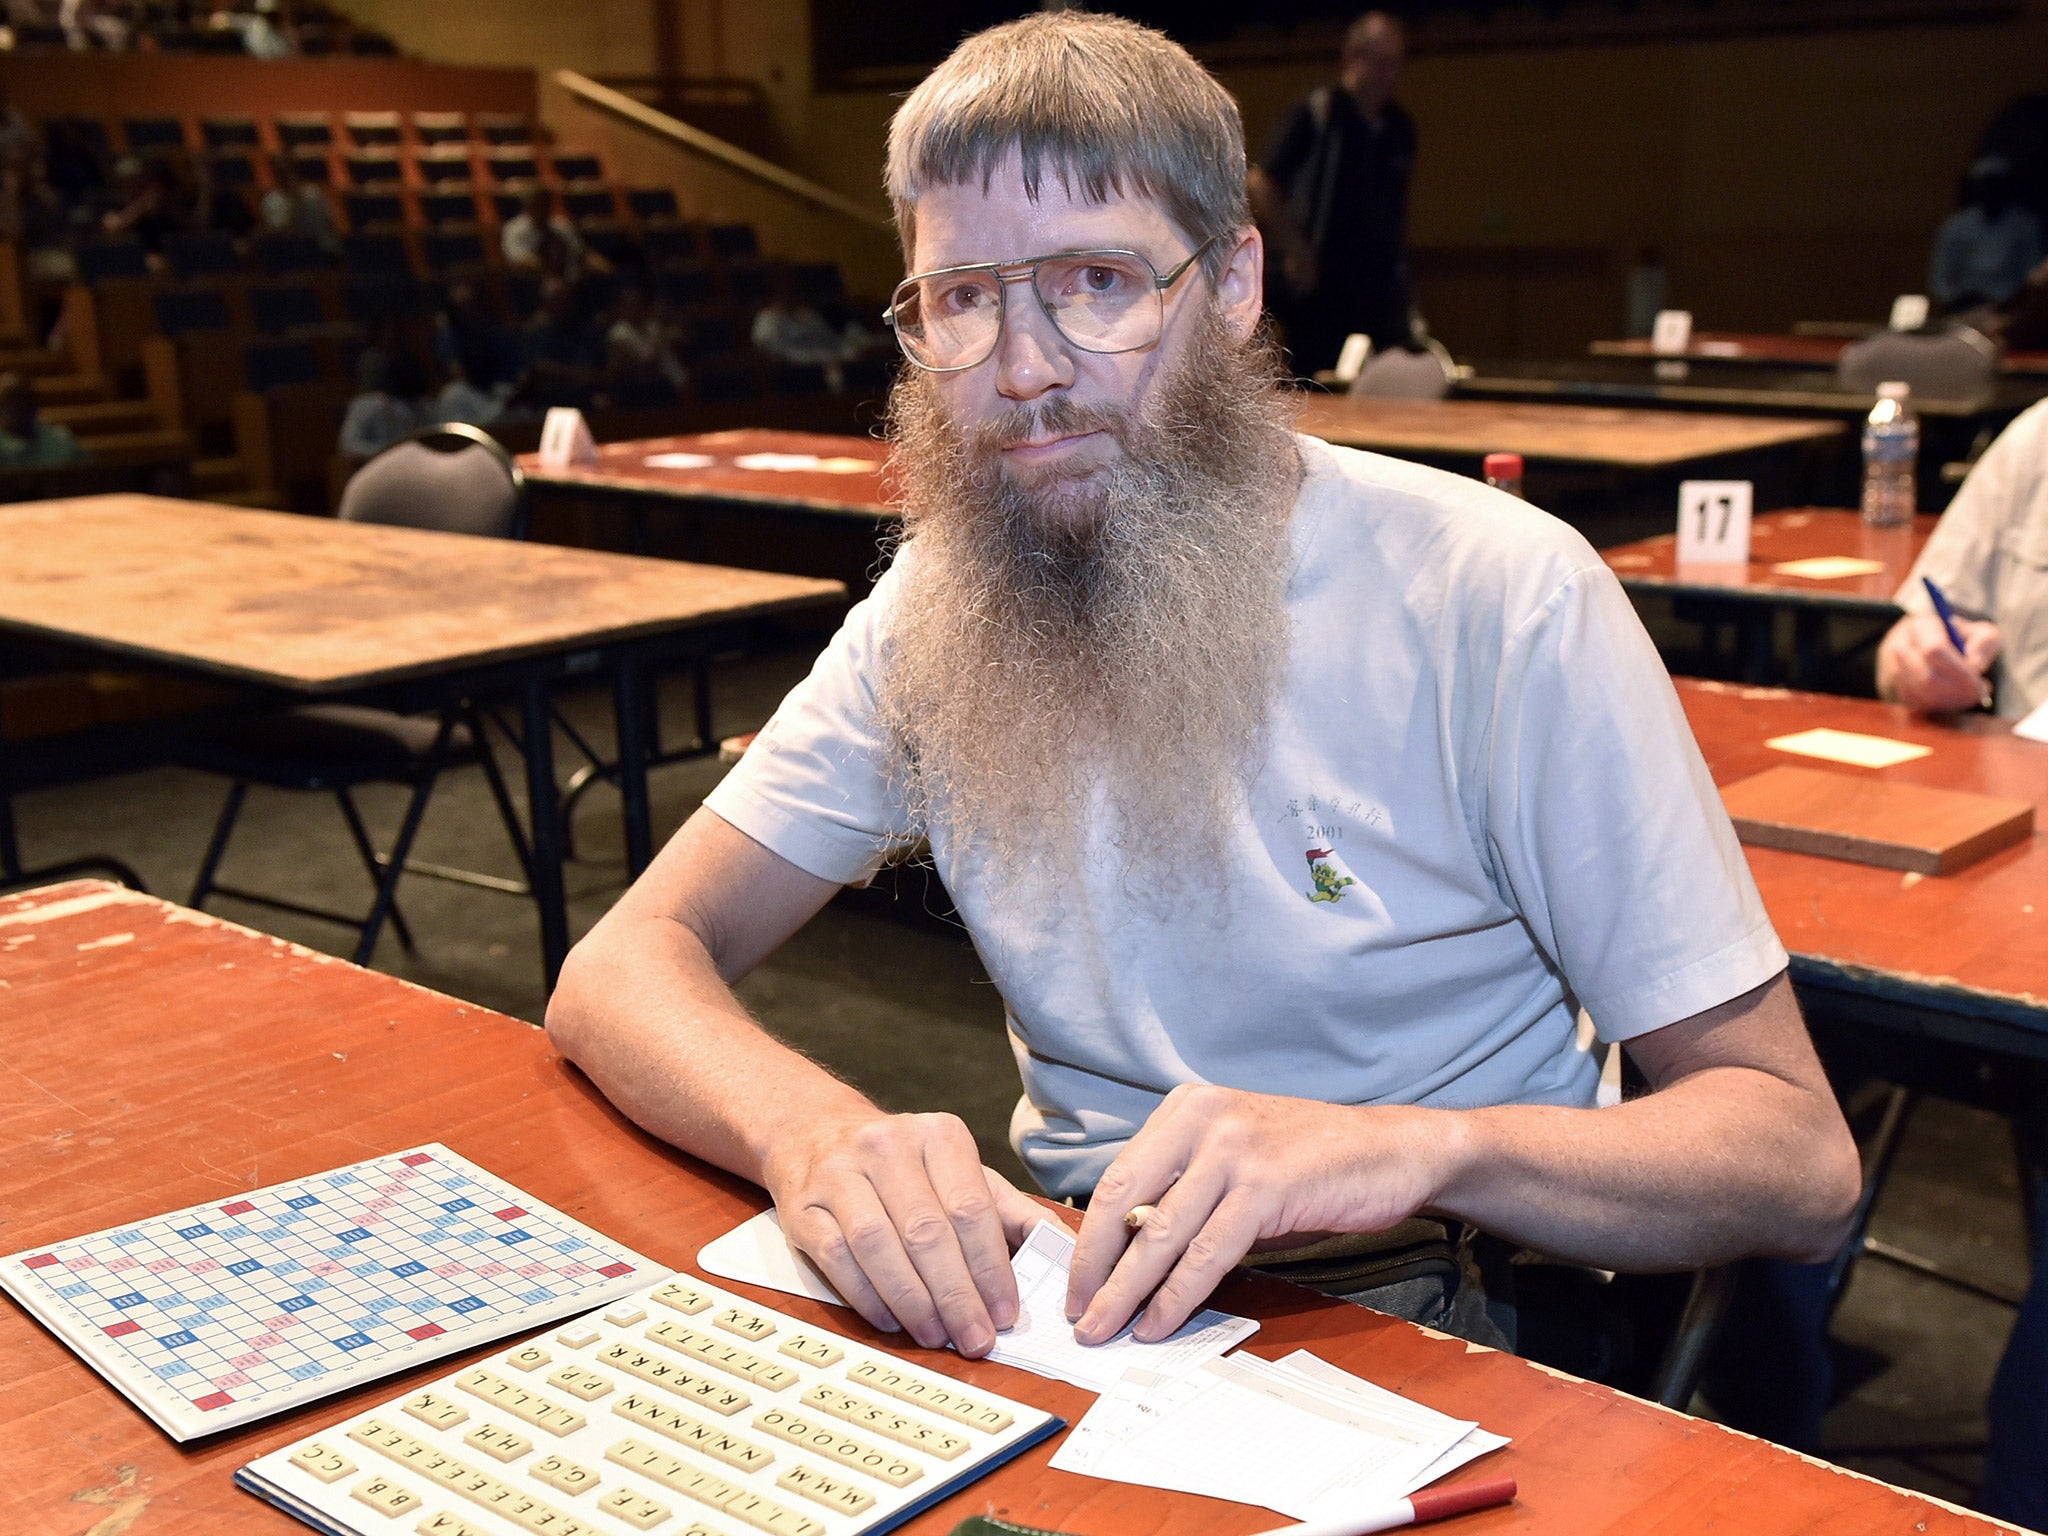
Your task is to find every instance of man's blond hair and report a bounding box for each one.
[885,12,1249,272]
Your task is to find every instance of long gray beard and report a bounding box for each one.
[874,312,1301,905]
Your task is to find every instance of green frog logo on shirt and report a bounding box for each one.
[1305,846,1357,903]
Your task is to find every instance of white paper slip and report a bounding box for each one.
[698,1207,844,1306]
[992,1221,1259,1394]
[1767,727,1932,769]
[2014,698,2048,745]
[1770,556,1889,580]
[1051,1351,1478,1520]
[642,451,716,469]
[699,1212,1256,1395]
[1277,1350,1510,1495]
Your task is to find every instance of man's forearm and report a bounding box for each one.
[546,914,876,1189]
[1423,1066,1856,1269]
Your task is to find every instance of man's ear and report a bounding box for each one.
[1213,224,1266,344]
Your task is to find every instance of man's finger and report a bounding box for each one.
[867,1152,999,1353]
[820,1183,954,1348]
[1073,1168,1227,1345]
[1132,1193,1266,1342]
[1066,1131,1194,1321]
[984,1167,1047,1252]
[780,1199,905,1338]
[918,1127,1020,1340]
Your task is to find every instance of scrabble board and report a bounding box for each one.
[238,1274,1063,1536]
[0,1144,660,1440]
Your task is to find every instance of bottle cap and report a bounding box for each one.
[1877,381,1910,400]
[1483,452,1523,479]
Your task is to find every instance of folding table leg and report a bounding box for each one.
[523,674,570,988]
[614,648,653,877]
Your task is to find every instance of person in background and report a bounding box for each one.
[338,349,430,459]
[192,152,253,240]
[100,154,182,255]
[1931,156,2045,316]
[0,140,76,282]
[1710,396,2048,1530]
[752,269,849,389]
[605,282,688,399]
[502,185,596,277]
[1248,10,1415,374]
[0,370,85,466]
[260,152,334,247]
[520,274,604,407]
[434,279,521,394]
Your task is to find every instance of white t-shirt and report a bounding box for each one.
[1898,396,2048,719]
[706,435,1786,1197]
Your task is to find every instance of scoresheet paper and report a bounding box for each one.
[0,1144,662,1440]
[1051,1350,1504,1520]
[699,1212,1257,1395]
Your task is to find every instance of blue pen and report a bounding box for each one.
[1923,575,1993,707]
[1922,576,1970,653]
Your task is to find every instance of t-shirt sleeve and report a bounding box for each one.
[701,573,914,886]
[1258,98,1318,186]
[1481,563,1787,1042]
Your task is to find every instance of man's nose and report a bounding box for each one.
[993,278,1074,401]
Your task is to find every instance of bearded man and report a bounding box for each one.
[546,12,1858,1360]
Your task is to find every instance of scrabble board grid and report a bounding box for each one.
[237,1272,1064,1536]
[0,1144,663,1440]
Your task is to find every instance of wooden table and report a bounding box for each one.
[1678,679,2048,1066]
[521,431,896,600]
[1593,332,2048,376]
[1295,394,1841,469]
[0,879,2015,1536]
[1605,509,1931,685]
[0,496,843,984]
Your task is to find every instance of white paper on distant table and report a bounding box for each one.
[642,451,717,469]
[1771,556,1888,580]
[1766,727,1931,769]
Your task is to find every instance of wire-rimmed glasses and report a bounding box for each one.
[884,235,1220,373]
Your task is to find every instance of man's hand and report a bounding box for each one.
[764,1109,1043,1357]
[1879,611,2000,711]
[1064,1086,1449,1345]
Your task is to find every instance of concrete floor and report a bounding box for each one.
[4,642,2030,1512]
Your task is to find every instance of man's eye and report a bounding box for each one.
[1080,265,1123,293]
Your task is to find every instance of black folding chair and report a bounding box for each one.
[178,426,538,965]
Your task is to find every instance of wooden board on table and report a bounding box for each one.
[1721,763,2035,875]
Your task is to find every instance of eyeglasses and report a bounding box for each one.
[884,235,1220,373]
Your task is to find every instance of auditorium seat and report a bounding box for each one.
[340,232,412,276]
[410,112,469,146]
[550,152,604,184]
[415,147,476,186]
[654,264,717,309]
[152,286,235,339]
[165,231,242,282]
[561,186,618,222]
[581,223,637,265]
[723,259,775,307]
[75,240,151,285]
[243,339,324,392]
[419,229,489,277]
[122,115,186,153]
[343,193,407,233]
[253,234,333,279]
[484,150,539,185]
[627,188,681,223]
[206,152,258,188]
[418,191,482,228]
[476,114,532,146]
[642,225,700,266]
[276,113,334,151]
[341,274,431,327]
[249,283,328,336]
[291,152,334,185]
[345,111,403,148]
[345,152,405,188]
[202,117,261,151]
[792,262,844,307]
[707,224,759,262]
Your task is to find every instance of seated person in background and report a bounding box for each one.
[435,279,521,390]
[751,270,848,367]
[192,155,254,241]
[260,153,335,247]
[1877,395,2048,717]
[501,186,600,277]
[0,141,76,282]
[546,12,1858,1363]
[1931,156,2044,315]
[100,155,183,256]
[605,283,688,399]
[0,371,85,467]
[337,350,431,460]
[520,275,604,407]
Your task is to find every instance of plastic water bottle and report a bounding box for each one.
[1860,381,1918,528]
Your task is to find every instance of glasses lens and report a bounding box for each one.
[892,267,1002,369]
[1035,252,1160,353]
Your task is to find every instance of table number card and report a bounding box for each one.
[1677,480,1753,566]
[538,407,599,468]
[1888,293,1930,332]
[1650,309,1693,355]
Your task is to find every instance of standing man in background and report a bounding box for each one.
[1248,11,1416,375]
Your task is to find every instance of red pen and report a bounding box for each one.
[1253,1475,1518,1536]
